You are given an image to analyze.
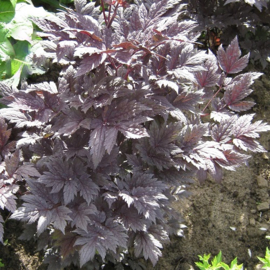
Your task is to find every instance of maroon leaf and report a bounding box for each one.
[233,136,267,152]
[26,82,58,94]
[51,206,72,234]
[76,53,107,77]
[55,231,78,258]
[134,232,162,266]
[228,100,255,112]
[70,203,97,232]
[0,184,18,212]
[215,148,250,170]
[5,150,20,178]
[217,36,249,74]
[195,57,220,88]
[0,118,11,151]
[89,124,106,168]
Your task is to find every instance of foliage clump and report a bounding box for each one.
[0,0,269,268]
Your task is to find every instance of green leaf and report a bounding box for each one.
[7,20,33,42]
[0,37,14,61]
[258,247,270,269]
[2,64,22,87]
[0,62,7,79]
[10,0,17,8]
[13,41,30,59]
[0,0,15,23]
[6,3,34,42]
[212,251,223,266]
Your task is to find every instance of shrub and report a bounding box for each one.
[0,0,269,268]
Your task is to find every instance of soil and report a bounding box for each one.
[0,69,270,270]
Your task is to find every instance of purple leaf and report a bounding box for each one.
[51,206,72,234]
[0,184,18,212]
[119,125,149,139]
[215,148,250,170]
[233,136,267,152]
[211,116,237,143]
[26,82,58,94]
[0,109,42,128]
[104,127,118,154]
[217,36,249,74]
[76,173,99,205]
[232,114,270,139]
[136,139,174,170]
[117,205,145,232]
[16,164,41,179]
[0,118,11,151]
[134,232,162,266]
[76,53,107,77]
[89,124,106,169]
[54,231,78,258]
[75,220,127,267]
[9,92,45,112]
[228,100,255,112]
[70,202,97,232]
[195,57,220,88]
[74,0,87,14]
[5,150,20,177]
[57,41,77,61]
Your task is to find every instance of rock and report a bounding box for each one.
[257,202,270,211]
[250,209,257,214]
[257,175,268,188]
[255,264,263,270]
[259,224,269,231]
[250,218,256,226]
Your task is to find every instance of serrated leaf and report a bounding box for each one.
[211,117,235,143]
[0,185,17,212]
[54,231,78,259]
[104,127,118,154]
[217,36,249,74]
[74,0,87,14]
[134,232,162,266]
[89,124,106,169]
[195,57,220,88]
[0,108,42,128]
[233,136,267,152]
[156,80,179,93]
[51,206,72,234]
[70,203,96,232]
[76,53,107,77]
[26,81,58,94]
[75,220,127,267]
[77,173,99,205]
[117,205,145,232]
[5,149,19,177]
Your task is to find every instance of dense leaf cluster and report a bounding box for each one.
[187,0,270,68]
[0,0,269,268]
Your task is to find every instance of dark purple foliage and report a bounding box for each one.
[0,0,269,268]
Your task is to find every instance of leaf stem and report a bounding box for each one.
[202,84,222,113]
[100,0,108,26]
[107,2,120,28]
